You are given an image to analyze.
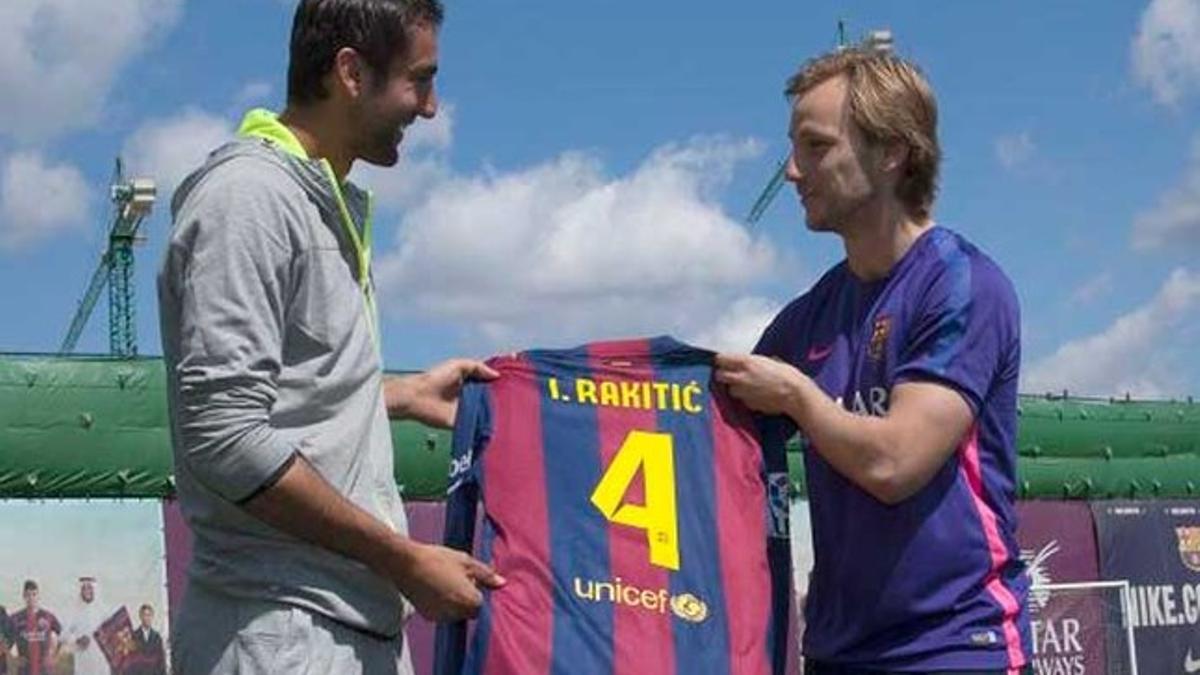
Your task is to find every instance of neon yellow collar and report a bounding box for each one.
[237,108,380,343]
[237,108,309,159]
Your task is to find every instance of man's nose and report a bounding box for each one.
[420,87,438,119]
[784,154,802,184]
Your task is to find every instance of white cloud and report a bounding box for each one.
[686,296,781,353]
[352,104,457,212]
[1132,0,1200,107]
[375,135,777,350]
[1068,271,1115,305]
[0,0,183,142]
[122,109,233,199]
[994,131,1035,170]
[1023,268,1200,398]
[402,105,454,153]
[0,151,90,252]
[1133,135,1200,251]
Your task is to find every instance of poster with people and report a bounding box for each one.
[790,499,813,673]
[0,500,168,675]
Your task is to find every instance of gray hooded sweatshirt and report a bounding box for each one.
[158,109,410,637]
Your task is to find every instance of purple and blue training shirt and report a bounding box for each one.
[435,337,791,675]
[755,226,1031,672]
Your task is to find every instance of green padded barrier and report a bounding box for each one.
[1016,395,1200,459]
[0,355,173,497]
[1,354,1197,501]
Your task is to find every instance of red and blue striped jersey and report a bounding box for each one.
[434,337,791,675]
[10,607,61,675]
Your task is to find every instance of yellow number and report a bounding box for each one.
[590,430,679,570]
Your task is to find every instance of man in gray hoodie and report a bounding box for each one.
[158,1,503,673]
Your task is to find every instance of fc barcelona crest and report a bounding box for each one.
[1177,526,1200,572]
[868,315,892,361]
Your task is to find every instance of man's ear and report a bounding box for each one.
[332,47,366,99]
[881,141,908,175]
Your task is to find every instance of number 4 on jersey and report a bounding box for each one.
[589,430,680,571]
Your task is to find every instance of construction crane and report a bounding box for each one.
[59,159,156,357]
[743,22,893,228]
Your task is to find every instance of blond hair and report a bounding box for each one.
[786,48,940,220]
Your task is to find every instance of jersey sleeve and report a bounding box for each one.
[434,379,493,675]
[753,295,808,359]
[892,254,1019,413]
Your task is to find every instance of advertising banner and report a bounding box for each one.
[1016,501,1105,675]
[1092,500,1200,675]
[160,500,190,630]
[0,500,168,675]
[405,501,447,675]
[790,499,812,673]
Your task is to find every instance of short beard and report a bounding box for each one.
[348,102,401,168]
[357,129,400,168]
[349,81,403,168]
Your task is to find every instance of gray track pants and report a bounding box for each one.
[172,583,415,675]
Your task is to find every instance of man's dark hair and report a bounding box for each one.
[287,0,444,105]
[22,580,36,592]
[139,603,154,613]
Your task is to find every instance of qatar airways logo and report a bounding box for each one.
[1020,540,1094,674]
[835,387,889,417]
[1020,540,1060,613]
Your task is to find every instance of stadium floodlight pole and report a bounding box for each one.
[744,156,789,229]
[863,29,894,53]
[59,158,156,357]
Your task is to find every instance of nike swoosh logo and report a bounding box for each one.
[1185,649,1200,673]
[806,344,834,362]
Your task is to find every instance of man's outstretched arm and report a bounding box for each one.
[242,453,504,621]
[715,353,972,505]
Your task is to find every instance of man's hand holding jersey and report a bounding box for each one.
[385,358,499,428]
[382,357,506,619]
[238,357,505,622]
[387,541,506,621]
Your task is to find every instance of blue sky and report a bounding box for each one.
[1,0,1198,399]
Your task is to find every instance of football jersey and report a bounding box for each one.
[9,607,61,675]
[434,337,791,675]
[755,227,1030,671]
